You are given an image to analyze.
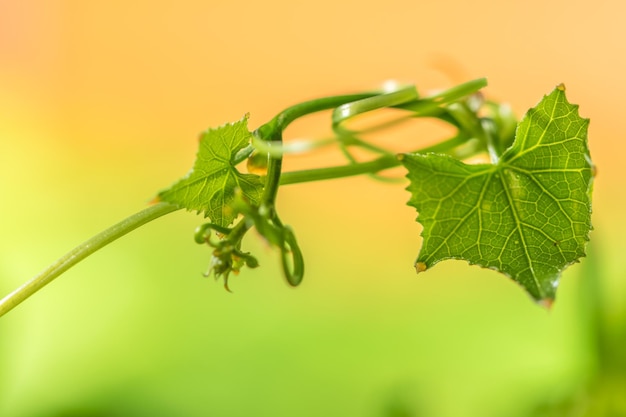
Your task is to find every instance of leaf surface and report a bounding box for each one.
[158,115,264,227]
[401,86,593,302]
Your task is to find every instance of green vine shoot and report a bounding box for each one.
[0,78,594,317]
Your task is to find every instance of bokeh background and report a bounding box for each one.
[1,1,625,416]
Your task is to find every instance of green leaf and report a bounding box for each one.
[401,85,593,302]
[158,115,265,227]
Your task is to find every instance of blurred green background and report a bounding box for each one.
[1,1,625,416]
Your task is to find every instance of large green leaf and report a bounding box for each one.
[158,115,264,227]
[401,85,593,302]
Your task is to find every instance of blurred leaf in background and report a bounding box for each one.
[526,241,626,417]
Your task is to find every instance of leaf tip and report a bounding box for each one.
[556,83,566,92]
[415,262,428,274]
[537,297,555,310]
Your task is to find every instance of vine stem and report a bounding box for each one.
[1,80,489,317]
[0,202,180,318]
[280,155,400,185]
[0,151,398,318]
[279,132,471,185]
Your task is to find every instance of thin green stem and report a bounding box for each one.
[257,80,486,191]
[397,78,487,114]
[0,202,180,318]
[279,132,471,185]
[273,93,378,131]
[259,129,287,208]
[256,94,381,205]
[481,118,501,163]
[280,155,400,185]
[332,86,418,125]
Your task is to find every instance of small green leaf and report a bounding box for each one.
[158,115,265,227]
[401,85,593,302]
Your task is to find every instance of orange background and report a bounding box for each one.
[1,1,624,416]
